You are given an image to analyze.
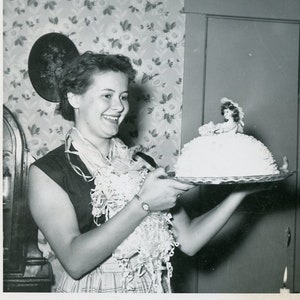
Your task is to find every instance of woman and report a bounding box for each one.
[28,52,265,293]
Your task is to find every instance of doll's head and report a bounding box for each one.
[220,97,244,123]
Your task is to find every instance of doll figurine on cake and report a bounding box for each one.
[175,97,282,179]
[198,97,244,136]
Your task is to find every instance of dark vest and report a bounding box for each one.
[32,144,99,233]
[32,145,156,233]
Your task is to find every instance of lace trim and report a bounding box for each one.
[64,127,178,292]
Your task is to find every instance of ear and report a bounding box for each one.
[67,92,81,109]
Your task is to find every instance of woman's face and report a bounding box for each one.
[74,71,129,145]
[223,108,233,121]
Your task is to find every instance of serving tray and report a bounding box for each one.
[170,171,295,185]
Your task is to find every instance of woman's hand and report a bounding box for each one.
[137,167,194,212]
[232,181,278,197]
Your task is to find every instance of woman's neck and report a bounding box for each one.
[90,138,112,159]
[73,127,112,158]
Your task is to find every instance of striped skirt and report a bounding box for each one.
[56,256,170,293]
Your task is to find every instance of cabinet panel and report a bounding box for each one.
[3,106,53,292]
[181,1,300,293]
[204,18,298,166]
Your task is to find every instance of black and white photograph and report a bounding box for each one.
[2,0,300,298]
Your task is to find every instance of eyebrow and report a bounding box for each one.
[101,88,128,93]
[101,88,115,92]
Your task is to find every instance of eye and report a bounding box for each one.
[103,93,112,100]
[120,94,129,101]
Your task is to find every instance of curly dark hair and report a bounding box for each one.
[220,101,240,122]
[58,51,137,121]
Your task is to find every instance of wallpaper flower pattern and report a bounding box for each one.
[3,0,185,170]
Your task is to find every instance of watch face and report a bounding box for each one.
[142,202,150,212]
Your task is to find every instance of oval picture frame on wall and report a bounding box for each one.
[28,32,79,103]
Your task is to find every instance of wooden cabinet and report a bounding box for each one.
[172,0,300,293]
[3,106,53,292]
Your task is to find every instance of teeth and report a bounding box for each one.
[103,115,119,121]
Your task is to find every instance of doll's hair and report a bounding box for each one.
[58,51,137,121]
[220,101,241,122]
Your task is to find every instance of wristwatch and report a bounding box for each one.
[134,194,151,214]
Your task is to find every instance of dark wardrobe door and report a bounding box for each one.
[178,0,300,293]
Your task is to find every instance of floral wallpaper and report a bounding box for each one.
[3,0,186,170]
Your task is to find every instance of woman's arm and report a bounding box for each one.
[28,165,191,279]
[171,186,266,256]
[214,120,237,134]
[28,165,148,279]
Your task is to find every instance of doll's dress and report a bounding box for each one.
[198,120,243,136]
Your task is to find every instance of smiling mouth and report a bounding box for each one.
[102,114,120,122]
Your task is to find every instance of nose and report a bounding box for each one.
[111,96,125,112]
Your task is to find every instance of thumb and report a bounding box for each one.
[151,167,167,178]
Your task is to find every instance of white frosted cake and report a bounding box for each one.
[175,98,280,178]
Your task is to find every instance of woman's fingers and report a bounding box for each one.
[166,178,196,191]
[137,168,196,212]
[233,181,278,196]
[149,167,167,179]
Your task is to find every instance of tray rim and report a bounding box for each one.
[172,171,295,185]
